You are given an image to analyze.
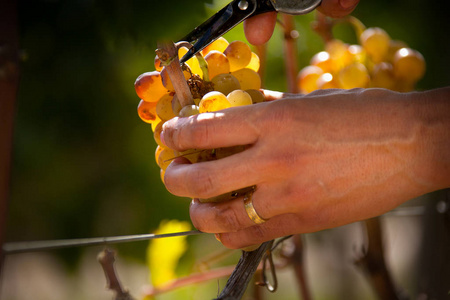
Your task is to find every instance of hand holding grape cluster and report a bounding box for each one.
[134,15,448,249]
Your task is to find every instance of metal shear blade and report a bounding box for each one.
[179,0,322,64]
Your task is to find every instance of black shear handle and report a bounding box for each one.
[180,0,275,64]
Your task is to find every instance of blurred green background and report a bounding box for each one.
[3,0,449,298]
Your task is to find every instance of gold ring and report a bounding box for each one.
[244,191,267,224]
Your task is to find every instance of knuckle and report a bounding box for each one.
[214,205,245,232]
[185,166,217,198]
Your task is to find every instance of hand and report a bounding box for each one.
[161,88,450,249]
[244,0,360,45]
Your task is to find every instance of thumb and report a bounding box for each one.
[244,12,277,45]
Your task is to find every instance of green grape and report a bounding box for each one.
[231,68,261,91]
[297,65,323,94]
[135,71,168,103]
[360,27,390,63]
[179,105,200,117]
[211,73,241,95]
[198,91,231,113]
[393,48,425,83]
[338,62,370,89]
[156,93,176,121]
[227,90,253,107]
[245,89,265,104]
[223,40,252,72]
[205,50,230,80]
[137,99,158,124]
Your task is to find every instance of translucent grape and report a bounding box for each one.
[153,120,167,148]
[346,44,366,65]
[179,105,200,117]
[227,90,252,107]
[137,99,158,124]
[201,37,229,56]
[246,52,260,72]
[338,62,370,89]
[393,48,425,83]
[310,51,335,73]
[174,149,200,164]
[370,62,395,89]
[223,41,252,72]
[161,67,191,92]
[157,147,177,170]
[198,91,231,113]
[297,65,323,94]
[205,50,230,80]
[156,93,176,121]
[245,89,265,104]
[154,55,163,71]
[211,73,241,95]
[386,40,408,63]
[325,39,350,69]
[231,68,261,91]
[135,71,168,103]
[360,27,390,63]
[171,94,182,116]
[317,73,339,89]
[178,47,203,78]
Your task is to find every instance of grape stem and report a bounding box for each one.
[311,11,334,43]
[176,41,210,82]
[156,41,194,107]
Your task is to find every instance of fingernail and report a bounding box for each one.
[214,233,222,243]
[339,0,358,9]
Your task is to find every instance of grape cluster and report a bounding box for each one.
[134,37,264,186]
[297,19,426,94]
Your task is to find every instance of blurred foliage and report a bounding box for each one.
[7,0,449,272]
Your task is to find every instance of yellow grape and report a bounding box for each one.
[179,105,200,117]
[154,55,163,71]
[245,89,265,104]
[370,62,395,89]
[157,147,177,170]
[174,149,201,164]
[231,68,261,91]
[224,40,252,72]
[310,51,335,73]
[160,169,165,184]
[346,44,366,64]
[205,50,230,79]
[227,90,252,107]
[211,73,241,95]
[201,37,229,56]
[135,71,168,103]
[317,73,339,89]
[198,91,231,113]
[161,67,191,92]
[151,115,162,132]
[325,39,350,69]
[386,40,408,63]
[360,27,390,63]
[393,48,425,83]
[171,94,182,116]
[178,47,203,78]
[246,52,260,72]
[153,120,167,148]
[338,62,370,89]
[297,65,323,94]
[156,93,176,121]
[137,99,158,124]
[155,145,163,166]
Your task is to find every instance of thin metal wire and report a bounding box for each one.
[2,230,203,255]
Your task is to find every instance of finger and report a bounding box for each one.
[244,11,277,45]
[217,214,303,249]
[261,89,302,101]
[189,185,288,233]
[318,0,360,18]
[164,148,263,199]
[161,106,261,152]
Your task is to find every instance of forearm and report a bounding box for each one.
[411,87,450,192]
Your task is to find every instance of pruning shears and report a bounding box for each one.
[179,0,322,64]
